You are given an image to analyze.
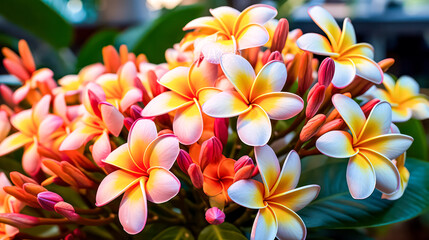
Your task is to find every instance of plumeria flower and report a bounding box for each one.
[96,119,180,234]
[0,110,11,142]
[361,74,429,122]
[228,146,320,240]
[202,54,303,146]
[316,94,413,199]
[382,152,409,200]
[142,59,220,145]
[296,6,383,88]
[0,172,24,239]
[183,4,277,63]
[0,95,64,176]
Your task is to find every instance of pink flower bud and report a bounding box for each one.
[54,202,79,221]
[130,105,142,120]
[199,137,223,171]
[270,18,289,53]
[87,90,102,118]
[0,213,39,228]
[267,51,284,63]
[177,149,193,173]
[300,114,326,142]
[234,165,255,182]
[124,117,134,131]
[361,99,381,117]
[0,84,14,107]
[298,52,313,96]
[214,118,229,147]
[261,49,271,65]
[205,207,225,225]
[316,119,345,137]
[318,58,335,87]
[234,156,253,173]
[37,191,64,211]
[188,163,204,189]
[306,84,325,119]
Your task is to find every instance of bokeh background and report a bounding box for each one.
[0,0,428,239]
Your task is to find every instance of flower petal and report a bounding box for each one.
[316,130,357,158]
[145,167,180,203]
[183,16,224,32]
[32,95,51,126]
[270,203,307,240]
[237,105,271,146]
[391,106,412,123]
[11,109,36,136]
[158,67,193,99]
[254,144,280,197]
[253,92,303,120]
[22,142,41,176]
[142,91,193,117]
[202,91,251,118]
[120,88,142,112]
[220,54,255,102]
[59,126,100,151]
[236,24,269,50]
[394,75,420,101]
[96,170,140,206]
[296,33,337,56]
[189,59,218,94]
[408,97,429,120]
[360,149,400,194]
[331,58,356,88]
[143,134,180,170]
[119,179,147,235]
[338,18,356,51]
[100,102,124,136]
[38,115,63,141]
[234,4,277,35]
[209,6,240,33]
[308,6,341,48]
[173,101,203,145]
[349,55,383,84]
[347,153,376,199]
[357,134,413,160]
[332,94,366,138]
[359,102,392,140]
[128,119,157,164]
[268,185,320,212]
[92,130,111,167]
[0,132,32,156]
[13,83,30,104]
[271,151,301,195]
[250,60,287,100]
[118,62,137,88]
[251,207,277,240]
[103,144,144,174]
[228,179,266,209]
[341,43,374,59]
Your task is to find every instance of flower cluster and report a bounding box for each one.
[0,4,427,240]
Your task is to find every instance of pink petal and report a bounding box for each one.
[253,92,303,120]
[59,126,99,151]
[120,88,142,112]
[143,134,180,170]
[173,101,203,145]
[12,83,30,104]
[251,207,277,240]
[38,115,63,141]
[202,91,251,118]
[119,179,148,235]
[316,130,357,158]
[32,95,51,126]
[254,144,280,197]
[119,62,137,88]
[92,130,111,167]
[250,60,287,100]
[103,144,144,174]
[236,24,269,50]
[128,119,157,164]
[22,142,41,176]
[220,54,255,101]
[141,91,193,117]
[347,153,376,199]
[96,170,140,206]
[100,102,124,136]
[228,179,266,209]
[145,167,180,203]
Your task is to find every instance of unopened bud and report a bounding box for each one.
[267,51,284,63]
[54,202,79,221]
[361,99,381,117]
[316,119,345,137]
[300,114,326,142]
[188,163,204,189]
[158,129,174,136]
[22,183,47,196]
[199,137,223,171]
[234,165,255,182]
[130,105,142,120]
[306,84,325,119]
[298,52,313,96]
[124,117,134,131]
[271,18,289,53]
[52,177,70,187]
[10,171,37,188]
[378,58,395,72]
[102,45,121,73]
[0,84,14,107]
[214,118,229,147]
[0,213,39,228]
[234,156,253,173]
[283,53,300,91]
[205,207,225,225]
[37,191,64,211]
[3,58,30,81]
[177,149,193,173]
[318,58,335,87]
[261,49,271,65]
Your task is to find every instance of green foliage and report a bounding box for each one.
[0,0,72,48]
[298,157,429,229]
[117,5,205,63]
[151,226,194,240]
[396,119,428,161]
[198,223,247,240]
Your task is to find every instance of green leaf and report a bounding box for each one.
[117,5,204,63]
[396,119,428,161]
[152,226,194,240]
[76,30,119,71]
[298,157,429,229]
[198,223,247,240]
[0,0,72,48]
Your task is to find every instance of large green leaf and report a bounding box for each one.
[198,223,247,240]
[0,0,72,48]
[117,5,204,63]
[152,226,194,240]
[396,119,428,161]
[76,30,119,71]
[298,157,429,229]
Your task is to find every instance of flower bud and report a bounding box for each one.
[378,58,395,72]
[318,58,335,87]
[199,137,223,171]
[87,90,102,119]
[283,53,300,91]
[22,183,47,196]
[0,213,39,228]
[9,171,37,188]
[306,84,325,119]
[102,45,121,73]
[0,84,14,107]
[261,49,271,65]
[3,186,40,208]
[37,191,64,211]
[234,156,253,173]
[177,149,193,173]
[316,119,345,137]
[205,207,225,225]
[361,99,381,117]
[300,114,326,142]
[271,18,289,53]
[52,176,70,187]
[267,51,284,63]
[234,165,255,182]
[124,117,134,131]
[3,58,30,81]
[157,129,174,136]
[188,163,204,189]
[298,52,313,96]
[54,202,79,221]
[130,105,142,120]
[214,118,229,147]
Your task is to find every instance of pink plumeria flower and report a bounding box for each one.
[0,95,64,176]
[183,4,277,63]
[296,6,383,88]
[0,172,24,239]
[228,146,320,240]
[202,54,303,146]
[362,74,429,122]
[96,119,180,234]
[316,94,413,199]
[142,59,220,145]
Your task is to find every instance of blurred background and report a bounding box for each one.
[0,0,428,239]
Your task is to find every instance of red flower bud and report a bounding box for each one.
[271,18,289,53]
[316,119,345,137]
[261,49,271,65]
[318,58,335,87]
[37,191,64,211]
[234,156,253,173]
[214,118,229,147]
[306,84,326,119]
[199,137,223,171]
[361,99,381,117]
[130,105,142,120]
[298,52,313,96]
[0,84,14,107]
[188,163,204,189]
[234,165,255,182]
[124,117,134,131]
[54,202,79,221]
[87,90,102,119]
[267,51,284,63]
[177,149,193,173]
[0,213,39,228]
[205,207,225,225]
[300,114,326,142]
